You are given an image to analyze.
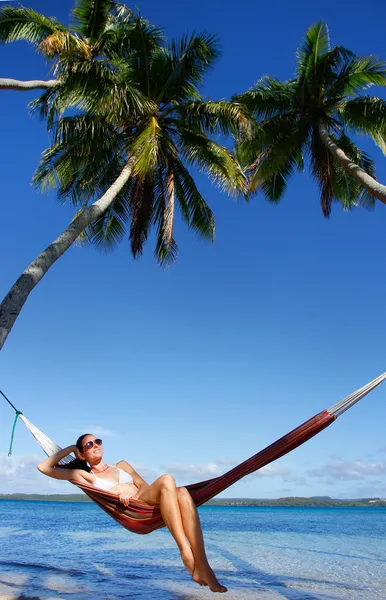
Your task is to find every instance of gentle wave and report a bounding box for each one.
[0,559,87,576]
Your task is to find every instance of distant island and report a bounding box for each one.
[1,494,385,507]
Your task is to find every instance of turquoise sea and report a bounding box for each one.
[0,501,385,599]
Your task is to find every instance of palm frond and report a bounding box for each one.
[260,171,291,203]
[29,60,155,128]
[131,117,165,178]
[109,3,133,24]
[148,45,202,103]
[235,112,302,169]
[309,129,334,217]
[33,114,127,205]
[154,31,220,103]
[233,76,294,120]
[370,131,386,155]
[179,130,248,196]
[179,100,251,137]
[80,181,134,250]
[96,19,136,59]
[296,22,330,77]
[250,139,304,196]
[37,30,91,60]
[129,177,154,257]
[307,46,354,93]
[71,0,112,43]
[340,97,386,138]
[337,55,386,96]
[328,160,362,212]
[130,16,165,96]
[333,133,376,209]
[173,160,215,240]
[0,5,66,45]
[155,237,178,266]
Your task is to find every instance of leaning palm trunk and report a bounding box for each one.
[319,125,386,204]
[0,156,135,351]
[0,78,58,90]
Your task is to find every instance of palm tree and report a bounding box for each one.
[234,22,386,216]
[0,0,158,126]
[0,1,135,91]
[0,2,248,351]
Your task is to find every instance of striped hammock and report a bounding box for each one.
[3,372,386,535]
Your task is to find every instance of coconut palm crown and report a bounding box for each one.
[0,1,248,263]
[234,22,386,216]
[33,22,249,263]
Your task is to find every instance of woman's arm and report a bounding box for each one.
[116,460,148,489]
[37,446,88,482]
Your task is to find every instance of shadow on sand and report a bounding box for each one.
[0,542,365,600]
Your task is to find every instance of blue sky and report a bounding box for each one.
[1,0,386,499]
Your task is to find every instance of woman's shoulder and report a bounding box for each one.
[115,460,133,471]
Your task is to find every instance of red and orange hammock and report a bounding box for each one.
[2,372,385,535]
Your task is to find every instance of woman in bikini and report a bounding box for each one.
[37,433,227,593]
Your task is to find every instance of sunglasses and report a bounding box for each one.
[82,438,102,451]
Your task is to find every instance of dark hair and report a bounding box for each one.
[57,433,92,472]
[76,434,92,453]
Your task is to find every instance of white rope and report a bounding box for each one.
[328,372,386,417]
[19,414,73,464]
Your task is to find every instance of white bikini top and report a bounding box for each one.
[92,465,134,491]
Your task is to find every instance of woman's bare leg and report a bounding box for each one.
[136,477,227,592]
[177,487,227,593]
[135,475,195,574]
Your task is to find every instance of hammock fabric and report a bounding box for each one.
[2,372,386,535]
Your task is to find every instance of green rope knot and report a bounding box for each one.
[8,411,23,457]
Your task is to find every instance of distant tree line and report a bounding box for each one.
[1,494,385,507]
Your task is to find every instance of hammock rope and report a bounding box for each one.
[2,371,385,535]
[8,411,22,456]
[328,372,386,416]
[0,390,23,456]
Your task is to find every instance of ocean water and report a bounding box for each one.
[0,501,385,600]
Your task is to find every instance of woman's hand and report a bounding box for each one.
[71,445,82,460]
[37,444,83,479]
[119,492,132,507]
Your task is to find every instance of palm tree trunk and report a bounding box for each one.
[0,78,58,90]
[0,156,135,351]
[319,125,386,204]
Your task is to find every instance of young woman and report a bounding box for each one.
[37,433,227,593]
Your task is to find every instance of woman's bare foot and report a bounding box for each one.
[181,546,195,575]
[192,563,227,593]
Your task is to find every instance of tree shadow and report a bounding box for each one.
[0,543,368,600]
[205,543,364,600]
[246,540,386,564]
